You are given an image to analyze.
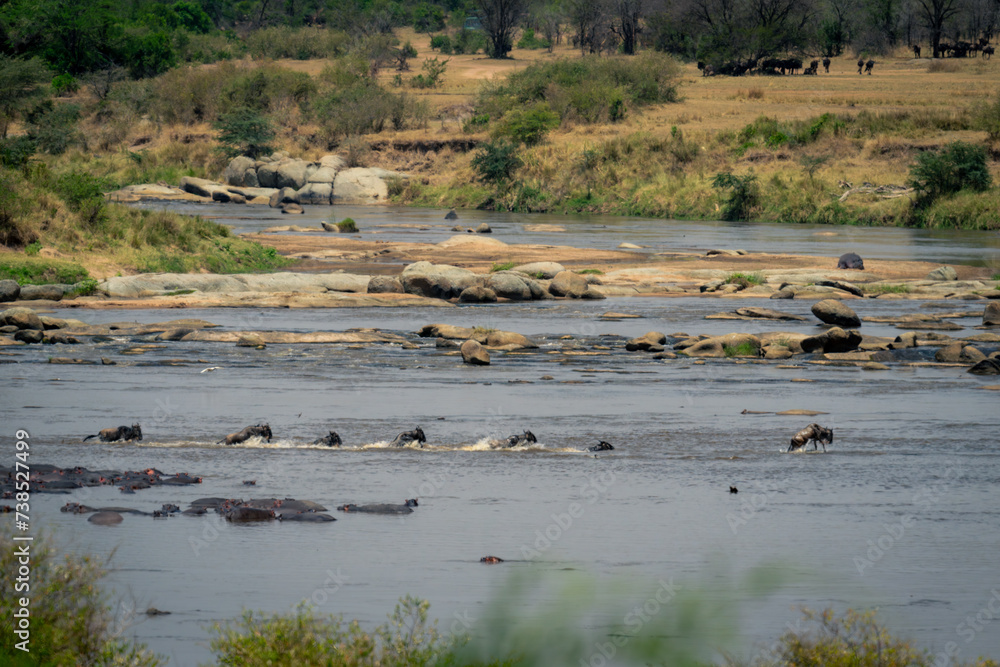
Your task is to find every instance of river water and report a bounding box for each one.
[3,207,1000,665]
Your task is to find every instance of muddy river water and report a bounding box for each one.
[3,207,1000,665]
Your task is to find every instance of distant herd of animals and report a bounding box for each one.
[83,422,833,453]
[699,40,995,77]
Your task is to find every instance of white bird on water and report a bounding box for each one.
[200,367,222,373]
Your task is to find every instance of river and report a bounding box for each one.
[3,207,1000,665]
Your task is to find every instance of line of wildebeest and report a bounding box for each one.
[700,39,995,77]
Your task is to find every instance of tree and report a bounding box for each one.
[612,0,645,54]
[475,0,527,58]
[908,142,991,208]
[214,107,275,159]
[0,55,50,138]
[916,0,961,57]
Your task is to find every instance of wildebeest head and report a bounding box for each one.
[327,431,342,446]
[260,423,273,442]
[413,427,426,443]
[132,423,143,441]
[404,498,419,507]
[522,430,537,444]
[818,427,834,445]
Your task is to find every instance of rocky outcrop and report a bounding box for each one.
[926,266,958,281]
[512,262,564,279]
[968,359,1000,375]
[401,262,481,299]
[418,324,481,340]
[549,270,589,298]
[101,273,370,298]
[934,343,986,363]
[486,272,533,300]
[461,339,490,365]
[236,333,266,348]
[485,331,538,348]
[458,286,497,303]
[811,299,861,327]
[678,333,761,358]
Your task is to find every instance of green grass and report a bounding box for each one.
[724,341,760,357]
[724,271,765,289]
[336,217,358,233]
[577,268,604,275]
[860,283,912,294]
[991,272,1000,280]
[0,255,90,284]
[490,261,516,272]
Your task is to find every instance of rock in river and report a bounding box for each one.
[811,299,861,327]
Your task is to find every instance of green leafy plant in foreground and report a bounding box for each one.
[336,217,358,233]
[724,272,765,289]
[490,261,516,272]
[723,341,760,357]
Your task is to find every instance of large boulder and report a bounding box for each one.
[968,359,1000,375]
[801,327,863,353]
[319,155,347,171]
[548,271,589,298]
[935,343,986,363]
[418,324,481,340]
[679,333,761,358]
[1,307,43,330]
[256,162,280,188]
[275,160,310,190]
[295,182,333,205]
[402,262,480,298]
[926,266,958,281]
[811,299,861,327]
[984,302,1000,326]
[460,339,490,365]
[512,262,564,279]
[367,276,403,294]
[17,284,65,301]
[334,168,390,203]
[0,280,21,302]
[223,156,256,186]
[458,286,497,303]
[626,331,667,352]
[307,166,338,184]
[269,187,298,208]
[486,273,532,300]
[236,333,266,348]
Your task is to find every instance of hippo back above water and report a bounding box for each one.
[837,252,864,270]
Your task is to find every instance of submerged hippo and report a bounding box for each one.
[491,430,537,449]
[218,423,272,445]
[788,423,833,452]
[313,431,342,447]
[588,440,615,452]
[389,427,426,447]
[337,499,419,514]
[83,423,142,443]
[480,556,504,563]
[837,252,864,270]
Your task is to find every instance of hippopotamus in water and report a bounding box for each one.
[588,440,615,452]
[480,555,504,563]
[313,431,342,447]
[837,252,864,270]
[788,423,833,452]
[83,423,142,443]
[492,430,537,448]
[389,427,426,447]
[337,499,418,514]
[218,423,272,445]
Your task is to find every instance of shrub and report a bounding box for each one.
[724,271,765,288]
[491,260,516,272]
[25,100,82,155]
[0,168,37,247]
[492,102,560,146]
[244,27,348,60]
[0,136,37,168]
[0,55,51,138]
[312,75,415,140]
[453,29,487,55]
[908,141,992,208]
[214,107,275,159]
[517,28,550,50]
[218,67,316,114]
[724,341,759,357]
[712,172,761,221]
[336,217,358,232]
[51,73,78,96]
[0,532,162,666]
[430,34,453,54]
[410,57,449,89]
[471,140,523,186]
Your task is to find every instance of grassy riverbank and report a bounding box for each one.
[0,164,289,282]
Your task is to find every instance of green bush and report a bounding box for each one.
[430,34,453,54]
[453,29,487,55]
[51,73,79,96]
[712,172,761,221]
[219,67,316,114]
[244,27,348,60]
[490,260,516,272]
[0,136,37,168]
[517,28,550,50]
[724,271,765,288]
[908,141,992,208]
[471,140,523,186]
[25,100,82,155]
[312,76,419,140]
[336,217,358,232]
[492,102,560,146]
[0,532,161,666]
[214,107,275,159]
[410,57,449,89]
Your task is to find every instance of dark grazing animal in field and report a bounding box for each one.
[588,440,615,452]
[984,45,995,59]
[84,424,142,443]
[389,427,426,447]
[858,58,864,74]
[912,44,921,58]
[218,423,272,445]
[865,59,875,74]
[822,57,831,73]
[837,252,865,270]
[313,431,342,447]
[493,430,537,448]
[788,423,833,452]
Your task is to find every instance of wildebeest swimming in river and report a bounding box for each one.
[218,423,272,445]
[313,431,342,447]
[84,423,142,443]
[588,440,615,452]
[837,252,865,270]
[788,424,833,452]
[491,430,537,448]
[389,427,426,447]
